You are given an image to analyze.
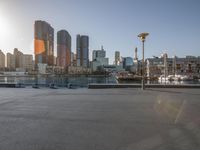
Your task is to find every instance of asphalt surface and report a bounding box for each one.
[0,88,200,150]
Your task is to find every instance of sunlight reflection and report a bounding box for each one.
[154,95,186,124]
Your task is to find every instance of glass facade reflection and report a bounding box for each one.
[34,20,54,66]
[76,35,89,67]
[57,30,71,67]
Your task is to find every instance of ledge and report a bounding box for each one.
[88,83,200,89]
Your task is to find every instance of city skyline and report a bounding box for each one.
[0,0,200,63]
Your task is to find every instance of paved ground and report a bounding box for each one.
[0,88,200,150]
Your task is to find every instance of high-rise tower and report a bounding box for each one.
[76,35,89,67]
[57,30,71,67]
[115,51,120,65]
[34,20,54,66]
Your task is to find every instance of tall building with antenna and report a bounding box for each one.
[134,47,138,63]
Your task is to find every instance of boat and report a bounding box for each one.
[179,75,193,81]
[159,74,193,82]
[167,75,174,81]
[173,74,193,81]
[158,75,169,82]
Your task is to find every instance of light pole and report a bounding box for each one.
[138,32,149,90]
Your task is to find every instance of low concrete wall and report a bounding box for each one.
[88,84,200,89]
[0,83,17,88]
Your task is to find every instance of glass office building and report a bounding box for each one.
[76,35,89,67]
[34,20,54,66]
[57,30,71,67]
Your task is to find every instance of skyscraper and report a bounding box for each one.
[57,30,71,67]
[34,20,54,66]
[76,35,89,67]
[115,51,120,65]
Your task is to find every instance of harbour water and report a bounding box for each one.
[0,75,200,87]
[0,75,117,87]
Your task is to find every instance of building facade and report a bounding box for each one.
[91,47,109,72]
[6,49,33,72]
[122,57,133,68]
[13,48,23,68]
[34,20,54,66]
[92,46,106,61]
[71,52,77,66]
[115,51,120,65]
[22,54,33,71]
[57,30,71,67]
[67,66,91,74]
[6,53,15,70]
[146,55,200,78]
[0,50,5,70]
[76,35,89,67]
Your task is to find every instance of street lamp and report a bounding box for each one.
[138,32,149,90]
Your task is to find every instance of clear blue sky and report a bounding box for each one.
[0,0,200,63]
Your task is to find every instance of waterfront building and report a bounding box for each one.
[22,54,33,71]
[91,47,109,72]
[46,66,65,74]
[115,51,120,65]
[69,52,76,67]
[13,48,33,71]
[54,56,57,66]
[57,30,71,67]
[71,52,77,67]
[146,54,200,79]
[67,66,91,74]
[34,20,54,66]
[98,65,125,73]
[6,53,15,71]
[122,57,133,68]
[13,48,23,68]
[121,57,134,72]
[37,63,47,74]
[92,46,106,61]
[0,50,5,70]
[71,52,74,66]
[92,57,109,72]
[76,35,89,67]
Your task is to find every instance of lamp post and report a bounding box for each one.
[138,32,149,90]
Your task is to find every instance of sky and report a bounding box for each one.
[0,0,200,63]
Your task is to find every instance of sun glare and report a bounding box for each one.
[0,14,11,39]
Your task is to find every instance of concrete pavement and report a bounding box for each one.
[0,88,200,150]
